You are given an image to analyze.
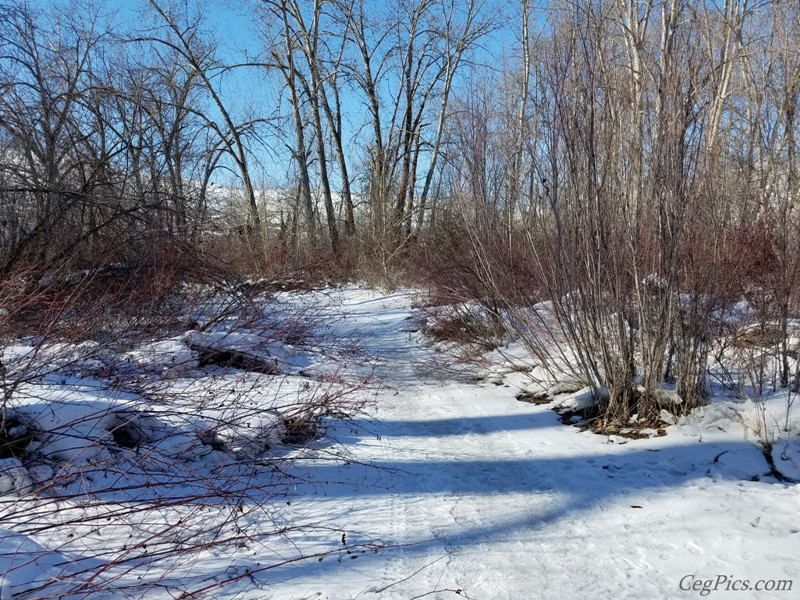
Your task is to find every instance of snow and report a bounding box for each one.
[122,338,199,374]
[0,460,32,496]
[0,529,79,600]
[772,439,800,481]
[2,341,107,376]
[1,286,798,598]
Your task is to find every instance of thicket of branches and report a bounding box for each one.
[0,0,497,276]
[1,0,798,423]
[422,0,800,426]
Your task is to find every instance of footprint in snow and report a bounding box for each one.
[684,541,703,555]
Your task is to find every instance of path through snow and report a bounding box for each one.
[228,288,800,600]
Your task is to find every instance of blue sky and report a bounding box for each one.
[35,0,533,188]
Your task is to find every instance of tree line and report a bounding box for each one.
[0,0,496,271]
[1,0,798,421]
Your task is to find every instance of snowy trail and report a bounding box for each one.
[256,289,799,600]
[4,287,795,599]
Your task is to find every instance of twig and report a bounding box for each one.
[363,554,448,595]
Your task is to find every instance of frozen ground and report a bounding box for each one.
[1,286,799,599]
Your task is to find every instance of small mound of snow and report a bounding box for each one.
[553,386,602,412]
[18,395,139,463]
[660,409,678,426]
[211,410,286,459]
[123,338,198,374]
[0,459,33,496]
[141,430,221,469]
[0,529,74,599]
[679,402,742,434]
[771,438,800,481]
[711,448,772,481]
[548,380,589,397]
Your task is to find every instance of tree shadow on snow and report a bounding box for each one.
[240,415,786,592]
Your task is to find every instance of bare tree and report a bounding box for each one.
[281,0,341,254]
[141,0,262,232]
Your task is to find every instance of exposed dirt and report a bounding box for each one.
[192,346,281,375]
[558,407,668,439]
[515,391,551,405]
[0,414,36,459]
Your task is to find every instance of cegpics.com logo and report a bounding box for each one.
[680,574,793,596]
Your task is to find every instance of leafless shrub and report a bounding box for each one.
[0,252,372,598]
[411,0,800,434]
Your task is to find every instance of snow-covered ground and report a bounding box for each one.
[1,287,798,599]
